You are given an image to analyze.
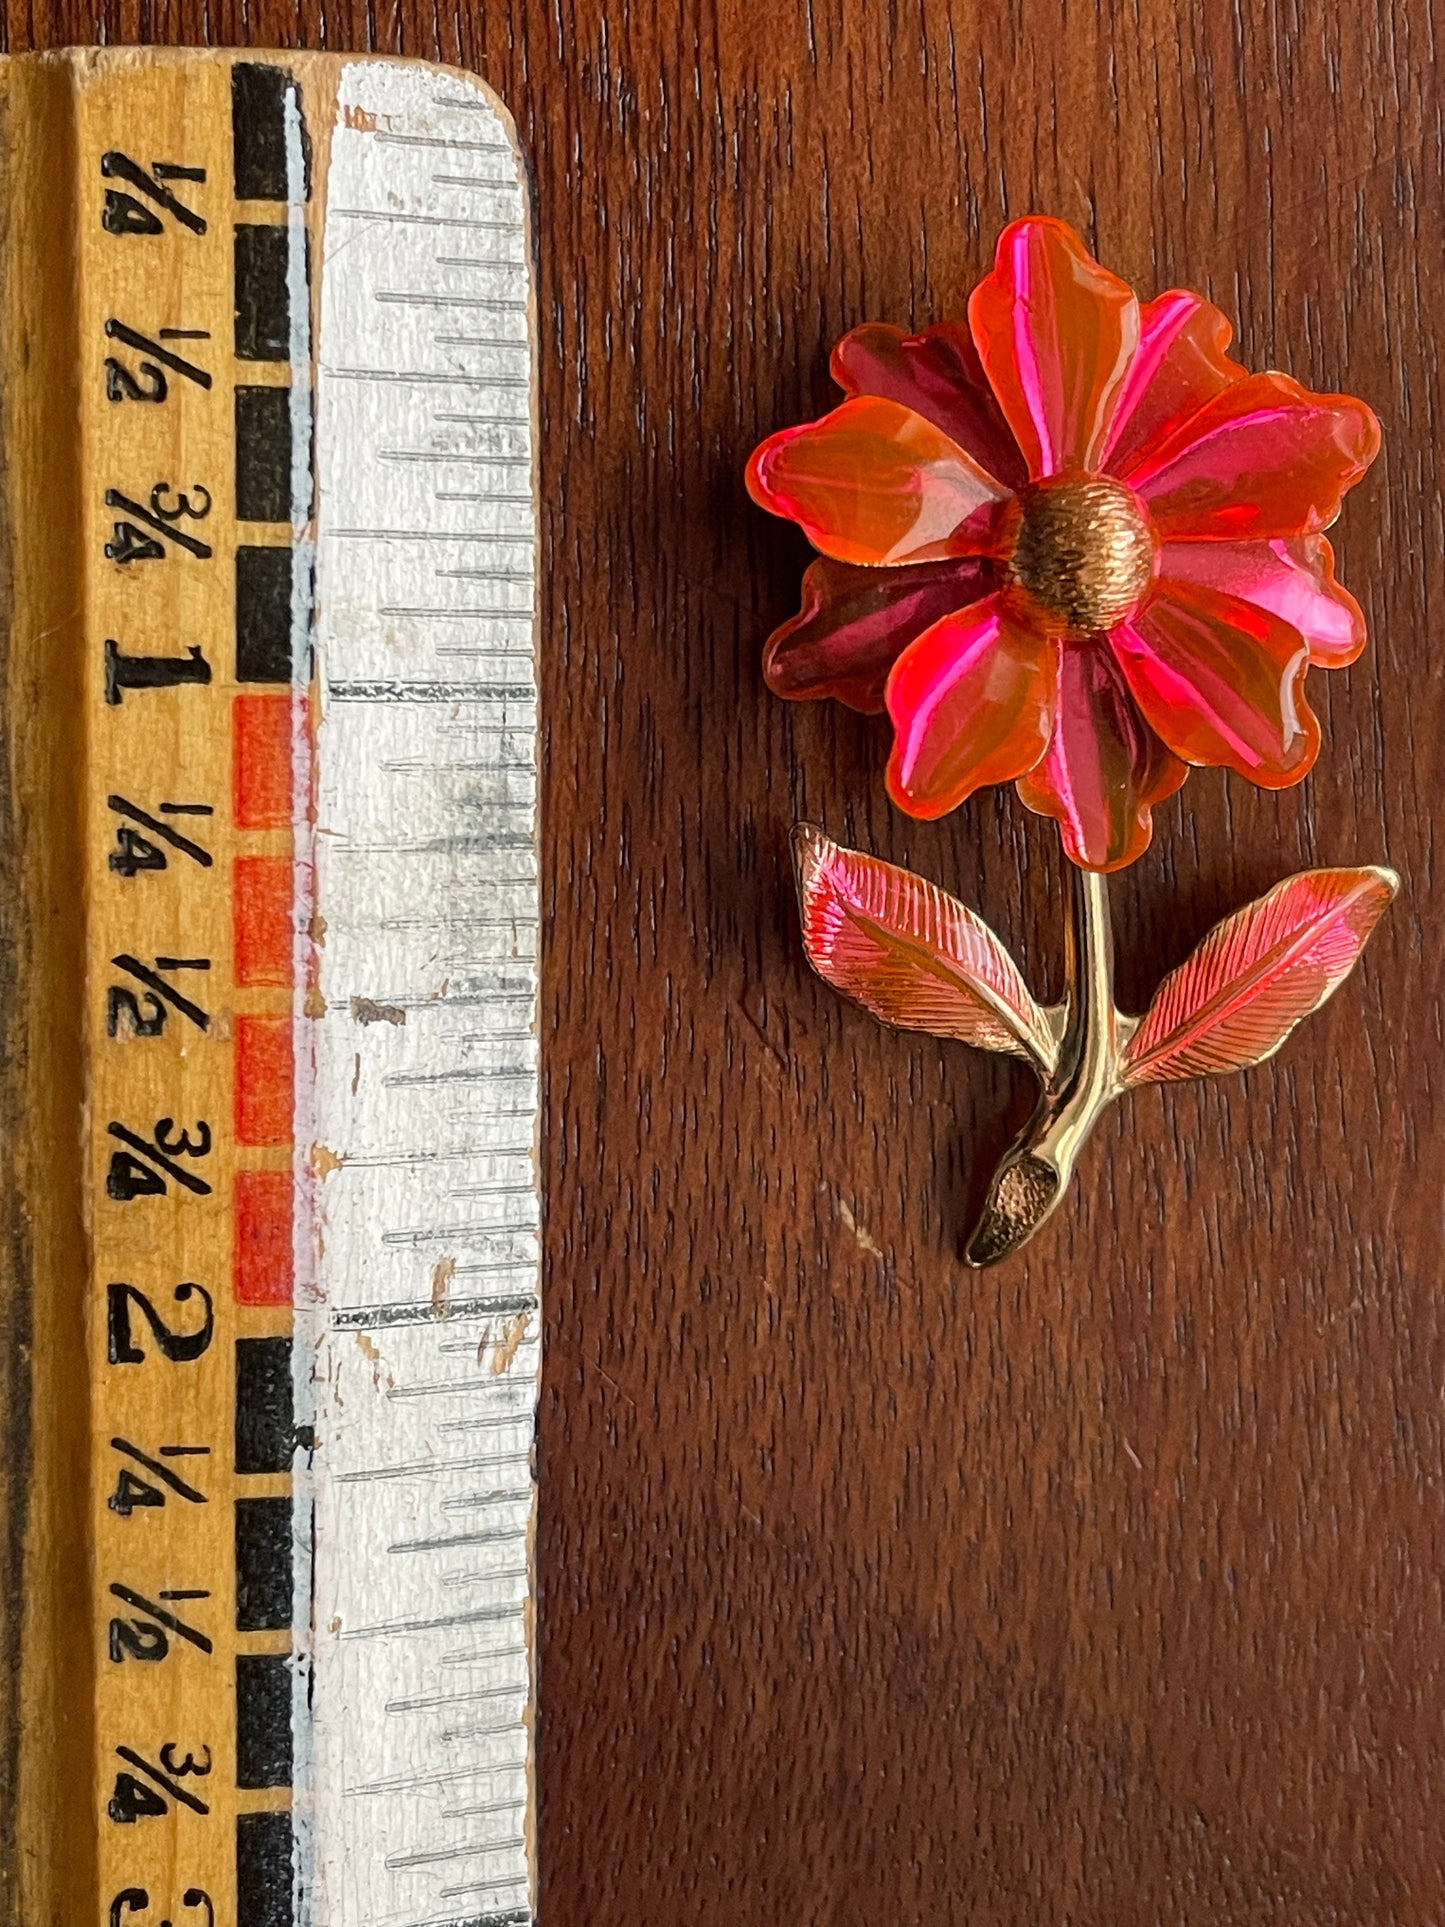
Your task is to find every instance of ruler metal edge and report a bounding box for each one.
[0,49,542,1927]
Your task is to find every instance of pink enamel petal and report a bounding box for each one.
[1017,636,1187,871]
[746,395,1010,565]
[885,593,1057,819]
[1111,579,1320,787]
[1123,371,1381,539]
[1158,535,1366,667]
[967,215,1141,480]
[763,556,996,713]
[1100,290,1247,475]
[831,321,1028,489]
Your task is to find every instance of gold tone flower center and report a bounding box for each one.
[1007,477,1156,635]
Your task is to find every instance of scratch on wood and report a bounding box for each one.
[837,1195,883,1258]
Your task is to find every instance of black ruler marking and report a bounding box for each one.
[235,386,296,523]
[236,545,295,682]
[230,58,308,1927]
[236,1654,294,1792]
[235,1336,297,1473]
[237,1808,296,1927]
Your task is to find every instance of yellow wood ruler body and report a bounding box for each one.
[0,49,539,1927]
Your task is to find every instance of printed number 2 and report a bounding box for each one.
[107,1282,214,1364]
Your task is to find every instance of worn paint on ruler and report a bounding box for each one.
[303,60,540,1927]
[0,49,538,1927]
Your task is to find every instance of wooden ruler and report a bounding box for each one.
[0,49,539,1927]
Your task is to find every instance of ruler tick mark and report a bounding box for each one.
[386,1681,526,1713]
[429,172,524,191]
[440,1487,534,1516]
[378,130,518,152]
[388,1835,527,1872]
[442,1562,530,1587]
[380,447,531,464]
[440,1882,531,1907]
[397,1916,531,1927]
[330,1292,536,1331]
[335,1446,531,1486]
[326,681,535,702]
[326,366,530,389]
[383,1068,534,1087]
[380,608,532,621]
[431,333,529,349]
[377,293,529,311]
[390,1527,529,1556]
[339,1600,527,1639]
[348,1755,528,1799]
[330,207,527,240]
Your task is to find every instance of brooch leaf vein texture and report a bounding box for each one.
[747,215,1395,1265]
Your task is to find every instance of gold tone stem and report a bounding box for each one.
[966,866,1120,1267]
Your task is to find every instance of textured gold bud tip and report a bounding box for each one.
[965,1152,1061,1268]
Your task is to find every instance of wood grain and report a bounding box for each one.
[3,2,1441,1921]
[0,54,94,1927]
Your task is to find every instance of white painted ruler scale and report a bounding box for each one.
[303,62,540,1927]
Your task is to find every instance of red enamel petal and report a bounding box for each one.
[1111,579,1320,787]
[746,396,1008,565]
[885,593,1057,819]
[763,555,996,713]
[1123,371,1381,539]
[1158,535,1366,666]
[967,215,1140,480]
[1016,636,1187,871]
[831,321,1027,489]
[1100,290,1247,475]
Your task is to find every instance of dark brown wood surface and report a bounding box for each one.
[8,2,1441,1920]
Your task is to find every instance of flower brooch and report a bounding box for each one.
[749,215,1395,1264]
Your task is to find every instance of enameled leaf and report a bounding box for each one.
[1120,865,1397,1087]
[790,825,1057,1075]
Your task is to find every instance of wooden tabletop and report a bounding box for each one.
[6,3,1439,1921]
